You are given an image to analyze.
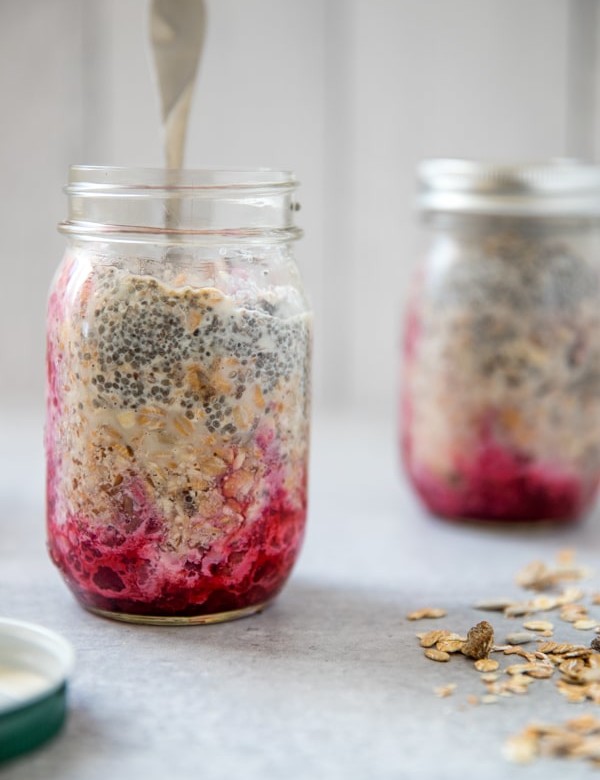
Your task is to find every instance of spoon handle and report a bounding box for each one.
[150,0,206,170]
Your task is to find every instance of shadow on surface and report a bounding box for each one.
[0,701,102,779]
[189,577,414,672]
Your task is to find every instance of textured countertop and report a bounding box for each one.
[2,411,600,779]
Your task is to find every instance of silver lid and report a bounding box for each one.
[417,158,600,216]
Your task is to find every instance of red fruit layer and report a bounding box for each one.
[48,479,306,617]
[400,301,594,522]
[404,435,594,522]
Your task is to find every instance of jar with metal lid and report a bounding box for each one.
[401,159,600,523]
[46,167,312,623]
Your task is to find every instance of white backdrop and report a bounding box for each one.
[0,0,597,417]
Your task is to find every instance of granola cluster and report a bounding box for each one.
[46,251,311,618]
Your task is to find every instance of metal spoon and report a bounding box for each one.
[150,0,206,170]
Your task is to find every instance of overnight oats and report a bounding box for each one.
[46,168,311,623]
[402,160,600,523]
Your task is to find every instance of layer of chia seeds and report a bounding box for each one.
[46,250,311,617]
[402,226,600,522]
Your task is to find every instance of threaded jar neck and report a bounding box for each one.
[59,167,303,244]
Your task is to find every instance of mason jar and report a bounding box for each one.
[401,159,600,523]
[46,167,312,623]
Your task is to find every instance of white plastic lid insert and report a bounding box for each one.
[0,618,74,763]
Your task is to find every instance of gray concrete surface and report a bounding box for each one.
[2,413,600,779]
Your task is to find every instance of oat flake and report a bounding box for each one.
[407,608,447,621]
[424,648,450,662]
[522,619,554,632]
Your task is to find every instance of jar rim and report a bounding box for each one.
[417,158,600,216]
[65,166,299,195]
[60,166,302,243]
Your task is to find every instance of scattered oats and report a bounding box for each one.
[557,548,576,566]
[560,606,588,623]
[474,658,499,673]
[503,645,536,661]
[557,587,585,605]
[503,602,533,618]
[505,676,535,694]
[503,730,539,763]
[515,558,591,592]
[424,648,450,662]
[523,619,554,632]
[566,714,600,734]
[580,669,600,685]
[506,713,600,766]
[524,665,555,680]
[461,621,494,660]
[483,682,502,694]
[474,598,516,612]
[532,595,560,611]
[556,680,587,703]
[505,632,535,645]
[587,685,600,704]
[417,629,452,648]
[537,642,584,655]
[480,672,499,683]
[436,639,465,654]
[503,589,584,617]
[506,662,554,679]
[539,731,585,756]
[563,647,595,659]
[413,552,600,768]
[516,560,548,590]
[571,735,600,760]
[574,619,599,631]
[433,683,457,698]
[559,657,587,681]
[505,662,536,675]
[407,607,447,621]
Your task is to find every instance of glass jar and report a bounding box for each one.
[401,159,600,523]
[46,167,312,624]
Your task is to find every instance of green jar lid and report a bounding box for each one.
[0,619,75,763]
